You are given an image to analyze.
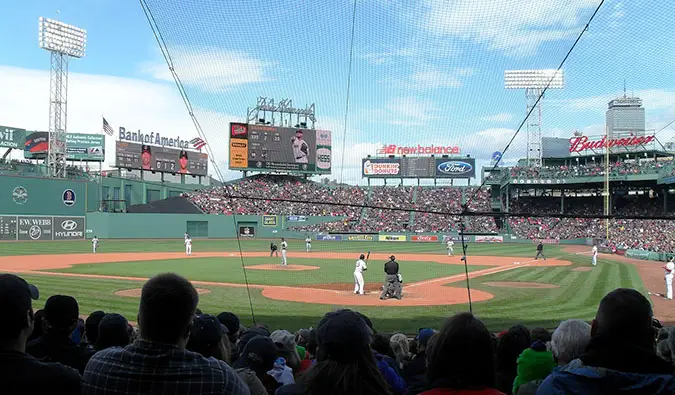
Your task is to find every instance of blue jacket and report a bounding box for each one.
[375,352,407,395]
[537,353,675,394]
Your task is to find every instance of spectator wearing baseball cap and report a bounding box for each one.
[81,273,249,395]
[269,330,299,385]
[95,313,131,351]
[276,309,393,395]
[217,311,241,362]
[26,294,94,373]
[186,314,230,363]
[403,328,435,394]
[0,274,81,394]
[84,310,106,350]
[233,335,280,395]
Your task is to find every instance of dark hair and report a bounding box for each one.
[305,328,318,357]
[595,288,654,348]
[138,273,198,343]
[426,312,496,390]
[531,327,552,343]
[85,311,106,345]
[95,314,131,351]
[303,344,392,395]
[371,334,396,360]
[142,145,151,154]
[359,254,365,260]
[28,309,45,341]
[180,150,188,159]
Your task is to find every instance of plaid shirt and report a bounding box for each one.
[82,339,250,395]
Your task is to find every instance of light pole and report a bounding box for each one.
[38,17,87,178]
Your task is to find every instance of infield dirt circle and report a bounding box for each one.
[0,251,571,307]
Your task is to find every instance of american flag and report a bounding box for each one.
[190,137,206,150]
[102,117,114,136]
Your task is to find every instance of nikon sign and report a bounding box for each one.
[0,126,26,149]
[12,215,85,241]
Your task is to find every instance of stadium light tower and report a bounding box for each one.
[39,17,87,178]
[505,69,564,167]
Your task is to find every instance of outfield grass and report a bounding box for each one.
[1,240,645,333]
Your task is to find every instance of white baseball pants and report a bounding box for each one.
[186,245,192,256]
[592,255,597,266]
[306,243,311,252]
[354,272,365,294]
[448,248,453,256]
[281,249,287,265]
[666,274,673,299]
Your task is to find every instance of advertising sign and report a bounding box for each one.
[65,134,105,161]
[118,126,191,149]
[316,234,343,241]
[262,215,278,227]
[379,235,407,242]
[475,235,503,243]
[24,132,49,158]
[443,235,472,242]
[17,216,53,241]
[538,239,559,244]
[0,126,26,149]
[53,216,86,240]
[569,135,655,153]
[377,144,461,156]
[239,225,255,238]
[435,158,476,178]
[115,141,208,176]
[228,123,331,174]
[411,235,438,242]
[286,215,307,222]
[362,158,402,177]
[347,234,374,241]
[0,215,18,240]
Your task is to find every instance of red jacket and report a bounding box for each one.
[419,388,505,395]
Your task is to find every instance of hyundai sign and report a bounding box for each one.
[435,158,475,178]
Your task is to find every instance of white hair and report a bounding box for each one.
[389,333,410,365]
[550,319,592,365]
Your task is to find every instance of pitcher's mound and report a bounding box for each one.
[115,288,211,297]
[483,281,559,289]
[247,264,320,271]
[572,267,593,272]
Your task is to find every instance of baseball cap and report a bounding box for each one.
[187,314,226,352]
[316,310,371,362]
[96,313,130,348]
[216,312,240,335]
[270,329,297,353]
[85,310,106,343]
[44,295,79,328]
[0,274,39,319]
[416,328,435,346]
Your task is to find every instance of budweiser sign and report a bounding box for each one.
[569,135,655,153]
[377,144,460,155]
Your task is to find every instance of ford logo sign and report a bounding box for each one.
[437,161,473,176]
[61,220,78,231]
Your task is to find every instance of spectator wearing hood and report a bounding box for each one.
[537,288,675,394]
[496,324,531,395]
[512,341,554,395]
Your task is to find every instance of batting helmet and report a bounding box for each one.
[359,254,365,260]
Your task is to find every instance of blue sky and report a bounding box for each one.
[0,0,674,184]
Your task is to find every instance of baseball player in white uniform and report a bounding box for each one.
[280,238,288,266]
[305,236,312,252]
[446,240,454,256]
[185,236,192,256]
[592,245,598,266]
[291,130,309,164]
[92,236,99,253]
[354,254,367,295]
[664,259,674,300]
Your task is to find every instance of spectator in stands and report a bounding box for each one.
[550,319,591,366]
[84,310,106,350]
[81,273,249,395]
[233,335,279,395]
[657,340,672,365]
[512,341,554,395]
[28,309,45,342]
[94,313,132,351]
[276,309,393,395]
[530,328,551,344]
[186,314,231,363]
[538,288,675,394]
[26,295,93,373]
[496,324,531,395]
[389,333,411,371]
[218,311,242,345]
[268,330,298,385]
[403,328,435,395]
[421,312,503,395]
[0,274,82,394]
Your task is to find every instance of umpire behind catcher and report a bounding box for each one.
[380,255,402,300]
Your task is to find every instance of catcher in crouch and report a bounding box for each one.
[380,255,403,300]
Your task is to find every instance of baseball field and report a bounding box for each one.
[0,239,665,333]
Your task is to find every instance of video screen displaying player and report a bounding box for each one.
[291,130,309,164]
[179,150,189,174]
[141,145,152,170]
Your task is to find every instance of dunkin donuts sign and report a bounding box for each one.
[569,135,655,153]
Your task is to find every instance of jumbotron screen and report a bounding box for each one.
[115,141,209,176]
[228,123,332,174]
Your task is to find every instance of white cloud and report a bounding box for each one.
[139,47,273,92]
[610,1,625,19]
[420,0,599,56]
[0,65,242,181]
[360,47,418,65]
[482,112,514,122]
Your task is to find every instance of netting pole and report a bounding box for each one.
[604,126,610,241]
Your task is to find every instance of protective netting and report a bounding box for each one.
[137,0,675,328]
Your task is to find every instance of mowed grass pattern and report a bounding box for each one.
[1,240,645,333]
[47,257,487,286]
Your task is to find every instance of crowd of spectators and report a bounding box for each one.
[506,160,671,182]
[0,158,91,180]
[3,272,675,394]
[353,186,415,233]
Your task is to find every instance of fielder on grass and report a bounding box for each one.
[354,253,368,295]
[92,236,99,253]
[446,239,454,256]
[592,245,598,266]
[664,259,674,300]
[305,236,312,252]
[281,238,288,266]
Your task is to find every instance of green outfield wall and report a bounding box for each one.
[0,175,92,216]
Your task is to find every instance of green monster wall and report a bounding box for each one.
[0,176,92,216]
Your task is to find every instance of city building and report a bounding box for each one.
[605,93,645,138]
